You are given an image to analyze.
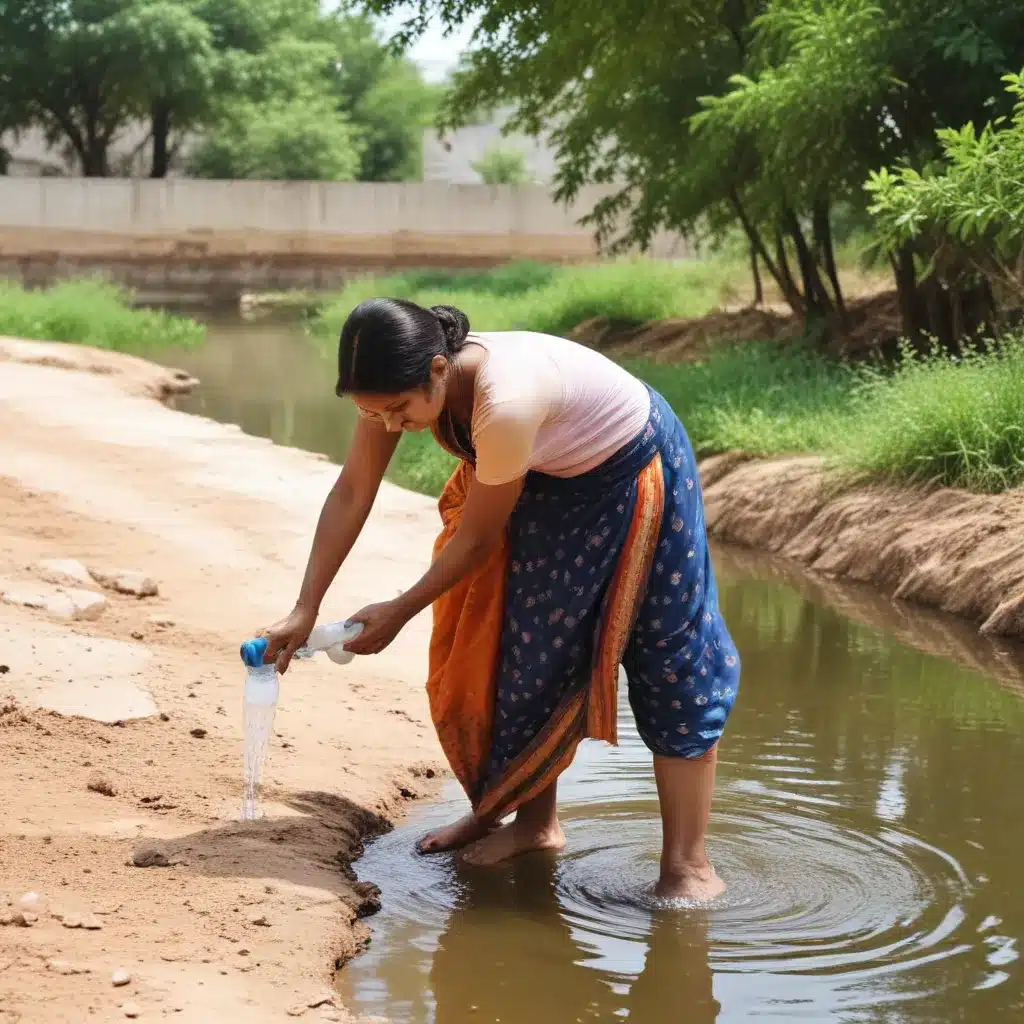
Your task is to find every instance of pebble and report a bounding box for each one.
[159,713,170,722]
[0,912,13,926]
[48,959,91,975]
[82,913,102,930]
[122,1001,142,1018]
[190,728,207,739]
[87,773,118,797]
[61,587,107,621]
[89,568,159,598]
[112,968,132,987]
[12,911,38,927]
[131,845,170,868]
[61,912,83,929]
[249,913,270,927]
[36,558,93,587]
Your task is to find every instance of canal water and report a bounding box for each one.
[153,314,1024,1023]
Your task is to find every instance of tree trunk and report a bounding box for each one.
[80,145,109,176]
[774,230,805,316]
[812,200,846,320]
[892,244,923,342]
[783,206,833,319]
[749,243,763,307]
[728,189,802,313]
[150,102,171,178]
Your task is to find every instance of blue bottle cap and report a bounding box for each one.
[240,637,269,668]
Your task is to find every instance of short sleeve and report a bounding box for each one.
[472,398,544,485]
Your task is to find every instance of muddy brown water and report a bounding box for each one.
[154,314,1024,1022]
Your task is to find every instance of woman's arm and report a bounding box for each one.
[345,474,523,654]
[264,416,399,671]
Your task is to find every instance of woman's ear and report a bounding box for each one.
[429,354,449,390]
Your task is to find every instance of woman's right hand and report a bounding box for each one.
[262,605,317,674]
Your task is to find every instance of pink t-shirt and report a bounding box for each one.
[468,332,651,486]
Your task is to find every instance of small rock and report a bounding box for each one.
[0,664,8,674]
[148,615,175,628]
[286,1005,306,1018]
[111,968,132,987]
[90,568,158,598]
[189,728,207,739]
[131,845,170,868]
[36,558,93,587]
[82,914,102,930]
[131,630,144,641]
[249,913,270,927]
[87,773,117,797]
[61,912,83,929]
[139,794,163,804]
[48,959,91,976]
[12,910,38,927]
[159,712,170,722]
[1,585,72,619]
[0,912,13,926]
[122,1001,142,1018]
[62,587,107,621]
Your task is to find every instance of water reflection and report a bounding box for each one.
[341,559,1024,1023]
[153,312,356,462]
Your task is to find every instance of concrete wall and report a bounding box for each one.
[0,178,691,300]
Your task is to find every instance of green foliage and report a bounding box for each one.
[366,0,1024,341]
[0,280,204,351]
[837,338,1024,492]
[471,144,532,185]
[0,1,438,181]
[187,91,363,180]
[866,71,1024,303]
[314,259,743,340]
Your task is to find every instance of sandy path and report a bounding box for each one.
[0,339,445,1022]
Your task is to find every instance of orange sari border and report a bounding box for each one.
[425,455,666,823]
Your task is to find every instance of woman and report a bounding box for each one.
[263,298,739,900]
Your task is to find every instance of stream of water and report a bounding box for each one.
[153,313,1024,1023]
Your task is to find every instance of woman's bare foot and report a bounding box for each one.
[416,812,492,855]
[655,863,726,902]
[460,816,566,866]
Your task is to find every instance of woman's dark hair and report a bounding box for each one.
[335,297,471,395]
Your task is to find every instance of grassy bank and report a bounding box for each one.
[316,262,1024,498]
[0,280,204,351]
[315,259,745,341]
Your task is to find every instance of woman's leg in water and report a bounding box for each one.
[654,747,724,900]
[461,780,565,866]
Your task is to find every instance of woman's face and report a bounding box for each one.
[351,356,448,433]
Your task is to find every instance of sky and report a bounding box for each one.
[374,3,479,81]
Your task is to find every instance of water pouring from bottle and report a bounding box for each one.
[238,621,363,821]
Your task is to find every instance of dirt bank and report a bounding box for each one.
[700,453,1024,642]
[0,338,444,1022]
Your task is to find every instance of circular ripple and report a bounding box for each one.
[554,800,973,976]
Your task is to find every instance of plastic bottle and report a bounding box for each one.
[293,619,365,665]
[238,637,279,821]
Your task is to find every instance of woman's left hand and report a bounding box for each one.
[344,599,411,655]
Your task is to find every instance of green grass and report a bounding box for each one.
[0,279,204,351]
[315,260,1024,498]
[835,340,1024,492]
[315,258,744,341]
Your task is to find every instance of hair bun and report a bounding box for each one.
[430,305,471,353]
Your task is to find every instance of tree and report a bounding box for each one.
[472,143,531,185]
[0,0,438,181]
[186,91,363,180]
[320,11,442,182]
[366,0,1024,343]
